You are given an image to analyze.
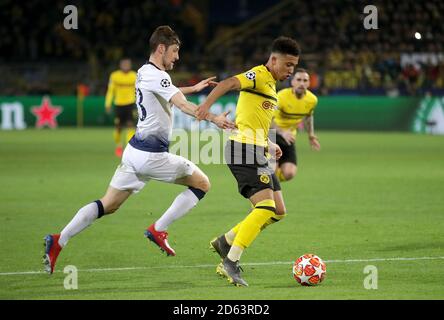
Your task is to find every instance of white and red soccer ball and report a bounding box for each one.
[293,254,326,286]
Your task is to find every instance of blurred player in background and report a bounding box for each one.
[197,36,300,287]
[43,26,234,274]
[273,68,320,182]
[105,58,137,157]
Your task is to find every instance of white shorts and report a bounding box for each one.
[110,144,198,193]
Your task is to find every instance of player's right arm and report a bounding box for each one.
[171,91,235,130]
[196,77,241,120]
[271,120,295,145]
[104,73,115,114]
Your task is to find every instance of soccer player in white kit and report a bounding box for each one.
[43,26,235,274]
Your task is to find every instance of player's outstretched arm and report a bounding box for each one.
[179,76,218,95]
[304,115,320,151]
[196,77,241,120]
[267,138,283,160]
[170,91,235,130]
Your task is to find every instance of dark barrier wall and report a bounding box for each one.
[0,95,422,131]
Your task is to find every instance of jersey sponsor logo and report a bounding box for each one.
[262,101,275,110]
[245,71,256,80]
[160,79,171,88]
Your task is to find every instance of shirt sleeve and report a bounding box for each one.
[310,96,318,115]
[234,69,258,90]
[138,71,180,102]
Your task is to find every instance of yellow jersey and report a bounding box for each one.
[230,65,278,147]
[274,88,318,135]
[105,70,137,107]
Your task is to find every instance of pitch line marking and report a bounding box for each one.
[1,256,443,276]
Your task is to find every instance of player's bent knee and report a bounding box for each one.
[276,205,287,215]
[198,177,211,193]
[284,167,297,180]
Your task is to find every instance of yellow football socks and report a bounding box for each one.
[232,199,276,249]
[113,129,121,145]
[276,168,287,182]
[224,229,237,246]
[261,213,286,231]
[126,128,135,143]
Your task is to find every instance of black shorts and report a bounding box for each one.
[276,132,297,165]
[114,104,136,125]
[225,140,281,199]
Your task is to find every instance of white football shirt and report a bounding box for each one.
[129,62,180,152]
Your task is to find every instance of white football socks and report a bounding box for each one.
[154,189,200,231]
[227,245,243,262]
[59,201,102,247]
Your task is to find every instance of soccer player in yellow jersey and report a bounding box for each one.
[273,68,321,182]
[105,58,137,157]
[197,36,300,286]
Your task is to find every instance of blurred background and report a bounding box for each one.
[2,0,444,96]
[1,0,444,133]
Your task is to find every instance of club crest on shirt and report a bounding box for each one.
[245,71,256,80]
[160,79,171,87]
[259,174,270,184]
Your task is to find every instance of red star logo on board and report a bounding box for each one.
[31,96,63,128]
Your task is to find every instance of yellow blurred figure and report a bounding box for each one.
[105,58,137,157]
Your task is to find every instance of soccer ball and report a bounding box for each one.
[292,254,326,286]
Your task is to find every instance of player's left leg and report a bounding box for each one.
[123,105,136,144]
[260,190,287,231]
[219,188,276,286]
[277,162,297,181]
[219,173,285,251]
[113,114,123,157]
[124,119,135,144]
[43,187,132,274]
[275,142,298,182]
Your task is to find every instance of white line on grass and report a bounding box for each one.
[1,256,443,276]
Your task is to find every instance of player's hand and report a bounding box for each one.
[196,104,210,121]
[193,76,218,93]
[211,111,236,130]
[281,130,295,145]
[268,141,282,160]
[105,106,112,115]
[309,135,321,151]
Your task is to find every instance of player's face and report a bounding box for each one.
[120,59,131,72]
[163,44,180,70]
[292,72,310,95]
[274,54,299,81]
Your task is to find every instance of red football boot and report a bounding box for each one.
[43,234,62,274]
[144,224,176,256]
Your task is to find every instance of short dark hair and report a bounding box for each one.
[271,36,300,57]
[149,26,181,53]
[294,68,308,74]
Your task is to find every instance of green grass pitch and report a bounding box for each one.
[0,128,443,300]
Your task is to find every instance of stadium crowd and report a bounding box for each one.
[1,0,443,96]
